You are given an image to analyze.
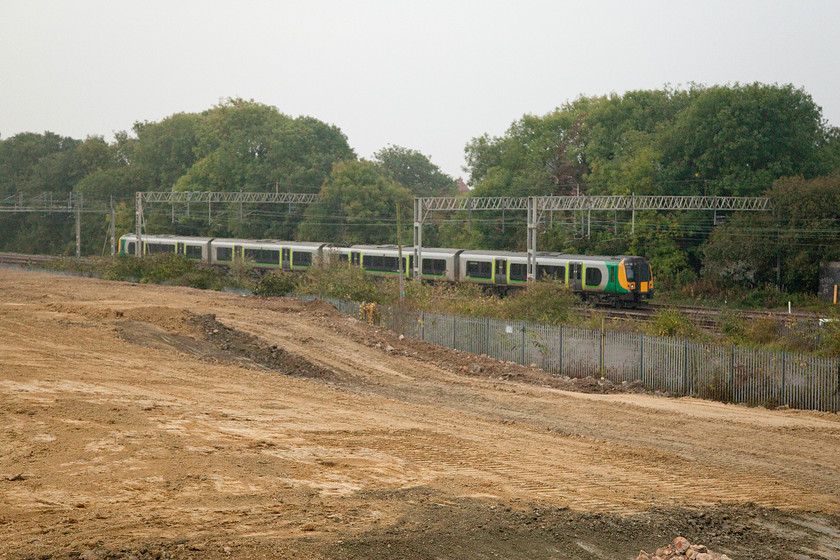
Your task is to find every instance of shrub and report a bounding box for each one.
[253,271,298,297]
[299,261,386,304]
[741,284,788,309]
[501,281,579,324]
[104,254,145,282]
[647,309,700,338]
[104,254,223,289]
[225,259,257,290]
[745,317,779,345]
[818,313,840,357]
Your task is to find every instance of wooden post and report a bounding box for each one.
[75,203,81,258]
[110,196,116,256]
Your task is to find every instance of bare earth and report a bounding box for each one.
[1,268,839,560]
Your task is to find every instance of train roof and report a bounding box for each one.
[459,250,640,263]
[211,238,326,248]
[120,234,214,243]
[341,245,462,255]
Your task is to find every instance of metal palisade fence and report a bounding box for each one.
[307,297,840,413]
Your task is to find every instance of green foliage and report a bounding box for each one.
[298,260,386,304]
[500,281,578,323]
[407,282,506,317]
[646,309,701,338]
[104,254,223,289]
[661,84,832,196]
[226,259,257,290]
[253,271,299,297]
[174,99,354,194]
[298,160,412,244]
[373,145,456,197]
[741,284,789,309]
[702,175,840,294]
[817,313,840,357]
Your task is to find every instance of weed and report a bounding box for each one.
[253,271,298,297]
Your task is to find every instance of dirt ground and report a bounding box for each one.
[1,268,839,560]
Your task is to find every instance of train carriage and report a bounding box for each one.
[209,239,325,270]
[118,234,212,261]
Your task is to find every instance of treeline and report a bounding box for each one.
[0,98,456,254]
[2,85,840,300]
[456,83,840,298]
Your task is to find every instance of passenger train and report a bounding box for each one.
[118,234,654,304]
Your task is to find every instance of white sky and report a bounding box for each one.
[2,0,839,181]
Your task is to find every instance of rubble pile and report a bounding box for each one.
[637,536,733,560]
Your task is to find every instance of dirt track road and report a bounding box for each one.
[1,269,839,559]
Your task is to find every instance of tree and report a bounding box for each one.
[297,160,412,244]
[0,132,80,195]
[702,175,840,292]
[174,98,354,194]
[373,145,455,197]
[661,83,833,196]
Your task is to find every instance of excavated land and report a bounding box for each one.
[0,268,839,560]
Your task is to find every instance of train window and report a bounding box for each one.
[338,254,348,263]
[639,262,651,282]
[147,243,175,254]
[363,255,400,272]
[216,247,233,262]
[185,245,203,259]
[244,248,279,265]
[510,263,527,282]
[585,268,602,286]
[125,242,135,255]
[624,264,635,282]
[292,251,312,267]
[538,265,565,281]
[422,258,447,276]
[466,260,492,279]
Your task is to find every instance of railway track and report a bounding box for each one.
[588,301,828,332]
[0,252,57,267]
[0,252,98,268]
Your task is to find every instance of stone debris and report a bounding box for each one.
[637,537,733,560]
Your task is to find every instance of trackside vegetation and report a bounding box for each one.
[38,253,840,357]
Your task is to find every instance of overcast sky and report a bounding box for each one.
[2,0,839,181]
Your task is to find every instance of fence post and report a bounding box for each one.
[781,351,786,406]
[558,324,563,375]
[683,339,689,396]
[452,314,457,350]
[730,345,736,403]
[421,310,425,341]
[599,318,605,378]
[521,323,526,366]
[485,317,490,357]
[639,333,644,382]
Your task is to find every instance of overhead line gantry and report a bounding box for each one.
[414,195,773,281]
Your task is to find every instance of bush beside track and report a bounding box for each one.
[18,252,840,357]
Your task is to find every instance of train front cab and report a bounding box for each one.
[618,257,653,303]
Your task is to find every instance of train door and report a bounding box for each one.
[569,262,583,291]
[351,252,361,266]
[494,259,508,285]
[176,242,185,255]
[282,248,291,270]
